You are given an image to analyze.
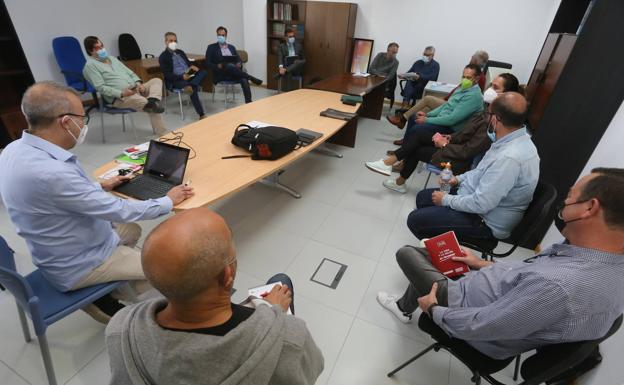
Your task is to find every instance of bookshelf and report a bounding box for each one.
[0,0,34,148]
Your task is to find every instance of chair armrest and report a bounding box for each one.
[399,79,407,92]
[145,53,155,59]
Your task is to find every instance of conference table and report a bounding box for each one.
[95,89,360,210]
[308,73,387,120]
[122,53,214,92]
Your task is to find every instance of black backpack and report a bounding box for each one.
[230,124,299,160]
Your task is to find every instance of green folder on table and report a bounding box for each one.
[115,153,146,165]
[340,95,363,104]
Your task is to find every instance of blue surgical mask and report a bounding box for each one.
[422,56,431,63]
[486,120,497,142]
[288,37,295,44]
[96,48,108,60]
[217,35,226,44]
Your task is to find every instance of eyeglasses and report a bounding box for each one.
[58,113,90,125]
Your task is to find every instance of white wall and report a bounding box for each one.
[5,0,244,83]
[243,0,560,88]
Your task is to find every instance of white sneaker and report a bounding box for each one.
[383,178,407,194]
[377,291,412,323]
[365,159,392,176]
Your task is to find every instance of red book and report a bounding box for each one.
[423,231,470,278]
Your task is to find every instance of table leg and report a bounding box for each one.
[327,117,357,148]
[359,84,385,120]
[313,145,343,158]
[259,170,301,198]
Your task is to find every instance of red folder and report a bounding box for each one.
[423,231,470,278]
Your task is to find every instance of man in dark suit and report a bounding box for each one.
[205,26,262,104]
[159,32,207,119]
[276,28,305,91]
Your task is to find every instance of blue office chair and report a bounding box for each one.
[52,36,137,142]
[93,93,137,143]
[422,163,442,189]
[0,236,125,385]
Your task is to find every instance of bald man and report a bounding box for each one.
[0,82,194,323]
[406,92,540,242]
[106,208,324,385]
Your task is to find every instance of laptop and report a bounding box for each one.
[285,55,298,67]
[222,55,239,64]
[114,140,190,200]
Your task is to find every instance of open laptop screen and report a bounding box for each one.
[143,140,190,184]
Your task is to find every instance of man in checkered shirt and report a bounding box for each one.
[378,168,624,360]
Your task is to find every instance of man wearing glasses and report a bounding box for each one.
[0,82,194,323]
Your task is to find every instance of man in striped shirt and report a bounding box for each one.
[378,168,624,359]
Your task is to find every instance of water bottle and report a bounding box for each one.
[439,162,453,193]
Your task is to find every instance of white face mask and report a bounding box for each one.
[483,87,499,104]
[167,42,178,51]
[422,55,431,63]
[67,117,89,146]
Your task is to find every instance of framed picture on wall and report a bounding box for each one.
[349,38,374,74]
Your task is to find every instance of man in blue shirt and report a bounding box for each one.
[159,32,208,119]
[0,82,194,322]
[407,92,539,241]
[378,167,624,363]
[398,46,440,110]
[205,26,263,104]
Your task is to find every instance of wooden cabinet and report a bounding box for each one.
[266,0,357,90]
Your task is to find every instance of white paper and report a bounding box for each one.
[352,72,370,77]
[248,282,293,314]
[245,120,277,128]
[97,162,142,180]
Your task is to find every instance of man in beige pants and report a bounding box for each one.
[82,36,167,135]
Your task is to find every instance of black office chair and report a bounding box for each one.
[484,60,513,74]
[388,313,623,385]
[118,33,154,61]
[458,180,558,260]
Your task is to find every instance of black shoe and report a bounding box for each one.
[249,76,263,85]
[143,101,164,113]
[82,294,125,324]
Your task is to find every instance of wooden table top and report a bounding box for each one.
[308,73,387,97]
[95,89,360,210]
[123,53,205,70]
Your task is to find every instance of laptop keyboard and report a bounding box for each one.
[114,175,174,200]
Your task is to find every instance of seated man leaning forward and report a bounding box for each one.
[82,36,168,135]
[106,207,324,385]
[378,168,624,361]
[394,64,484,147]
[407,92,539,242]
[0,82,194,322]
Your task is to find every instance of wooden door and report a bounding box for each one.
[304,1,329,82]
[324,3,351,75]
[527,34,577,131]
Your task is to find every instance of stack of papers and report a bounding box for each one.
[248,282,293,315]
[123,142,149,158]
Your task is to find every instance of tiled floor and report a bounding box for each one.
[0,86,618,385]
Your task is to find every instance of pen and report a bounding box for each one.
[184,179,192,187]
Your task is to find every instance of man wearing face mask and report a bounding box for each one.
[405,92,539,242]
[205,26,263,104]
[396,46,440,110]
[0,82,194,323]
[378,168,624,372]
[159,32,207,119]
[366,74,521,192]
[275,28,306,91]
[394,64,484,147]
[82,36,167,135]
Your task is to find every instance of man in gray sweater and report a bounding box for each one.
[105,207,324,385]
[369,42,400,79]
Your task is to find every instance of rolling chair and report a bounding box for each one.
[118,33,154,61]
[0,236,125,385]
[92,92,137,143]
[388,312,622,385]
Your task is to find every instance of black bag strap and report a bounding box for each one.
[221,155,252,159]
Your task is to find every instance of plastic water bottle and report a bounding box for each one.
[439,162,453,193]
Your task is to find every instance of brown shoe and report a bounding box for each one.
[386,114,406,129]
[386,149,396,156]
[183,85,194,95]
[393,139,403,146]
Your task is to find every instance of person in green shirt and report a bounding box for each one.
[82,36,167,135]
[394,64,484,147]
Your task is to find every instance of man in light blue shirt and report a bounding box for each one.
[0,82,194,321]
[407,92,539,241]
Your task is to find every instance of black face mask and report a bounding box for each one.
[554,200,590,232]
